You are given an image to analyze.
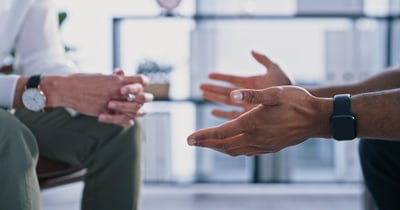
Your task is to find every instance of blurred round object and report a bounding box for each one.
[156,0,182,16]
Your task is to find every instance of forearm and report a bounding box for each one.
[307,67,400,97]
[352,88,400,140]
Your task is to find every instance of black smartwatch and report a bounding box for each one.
[329,94,357,140]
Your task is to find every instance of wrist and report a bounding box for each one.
[312,97,333,138]
[40,76,67,108]
[329,94,357,140]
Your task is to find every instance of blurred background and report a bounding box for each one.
[41,0,400,209]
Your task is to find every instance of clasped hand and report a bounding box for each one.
[49,70,154,127]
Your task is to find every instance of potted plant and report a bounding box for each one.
[136,59,173,100]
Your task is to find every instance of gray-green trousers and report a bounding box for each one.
[0,108,143,210]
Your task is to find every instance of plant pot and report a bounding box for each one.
[145,83,170,100]
[0,64,13,74]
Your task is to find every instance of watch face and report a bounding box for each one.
[330,115,357,140]
[22,88,46,111]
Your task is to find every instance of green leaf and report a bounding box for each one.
[58,11,68,28]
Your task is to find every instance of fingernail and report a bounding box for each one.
[187,138,196,145]
[98,114,107,122]
[231,90,243,102]
[109,102,117,109]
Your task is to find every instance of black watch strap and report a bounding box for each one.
[330,94,357,140]
[26,75,42,88]
[333,94,351,115]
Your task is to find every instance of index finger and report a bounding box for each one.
[200,83,236,95]
[251,51,276,70]
[120,83,144,95]
[122,75,149,86]
[209,73,248,88]
[187,119,244,145]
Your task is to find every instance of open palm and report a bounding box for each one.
[201,51,293,119]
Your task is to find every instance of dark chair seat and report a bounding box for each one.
[37,157,86,189]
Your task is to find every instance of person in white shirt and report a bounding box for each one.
[0,0,153,209]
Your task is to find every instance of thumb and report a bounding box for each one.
[251,50,276,73]
[231,86,284,106]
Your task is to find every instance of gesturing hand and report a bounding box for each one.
[201,51,293,119]
[187,86,332,156]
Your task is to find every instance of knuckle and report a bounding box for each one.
[135,95,146,103]
[138,75,147,83]
[245,91,258,103]
[132,82,143,89]
[268,87,284,101]
[111,75,123,83]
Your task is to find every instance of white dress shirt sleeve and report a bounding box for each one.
[13,0,78,76]
[7,0,79,115]
[0,74,20,108]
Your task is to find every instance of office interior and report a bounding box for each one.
[36,0,400,209]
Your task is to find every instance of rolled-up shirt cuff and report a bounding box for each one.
[0,74,20,109]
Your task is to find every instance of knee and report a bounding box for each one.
[0,110,38,163]
[0,110,28,140]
